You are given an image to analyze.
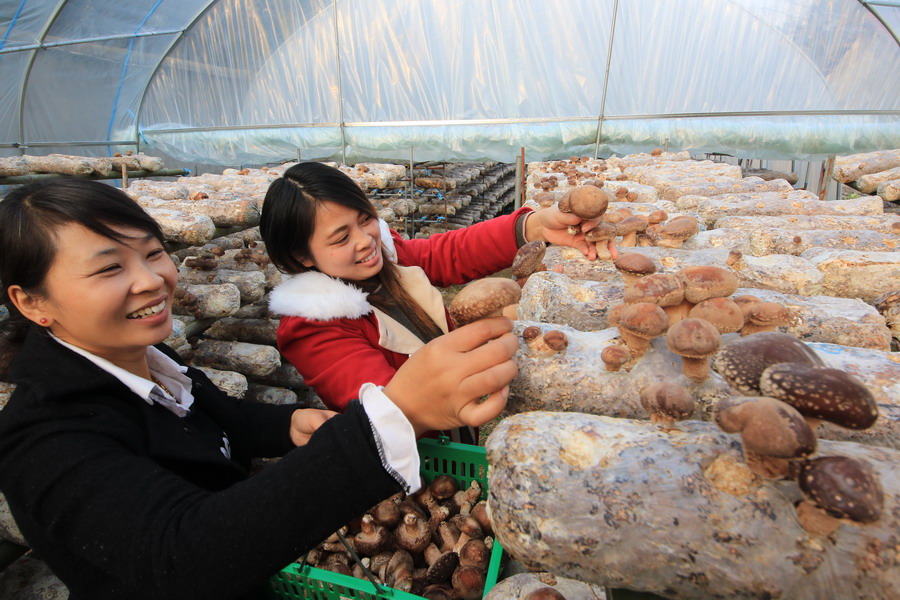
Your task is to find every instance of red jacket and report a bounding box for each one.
[270,208,530,411]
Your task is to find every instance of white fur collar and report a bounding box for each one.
[268,219,398,321]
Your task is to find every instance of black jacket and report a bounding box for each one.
[0,328,403,600]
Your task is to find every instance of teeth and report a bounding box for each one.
[357,248,377,264]
[127,300,166,320]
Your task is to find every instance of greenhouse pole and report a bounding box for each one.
[593,0,619,159]
[333,1,347,165]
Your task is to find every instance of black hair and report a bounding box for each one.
[0,177,165,360]
[260,162,443,340]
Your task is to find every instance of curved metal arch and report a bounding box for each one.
[132,0,222,152]
[859,1,900,47]
[16,0,69,152]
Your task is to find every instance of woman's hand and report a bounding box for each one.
[524,206,613,260]
[383,317,518,437]
[290,408,338,446]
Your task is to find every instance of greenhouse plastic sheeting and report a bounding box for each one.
[2,0,899,166]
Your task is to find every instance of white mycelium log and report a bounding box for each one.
[832,149,900,183]
[486,412,900,600]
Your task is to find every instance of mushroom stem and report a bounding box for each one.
[680,355,712,381]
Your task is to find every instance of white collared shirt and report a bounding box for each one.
[49,333,193,417]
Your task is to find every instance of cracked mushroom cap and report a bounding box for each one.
[795,456,884,523]
[558,185,608,219]
[449,278,521,326]
[713,332,824,395]
[640,382,695,423]
[624,272,685,307]
[759,364,878,430]
[714,396,817,459]
[688,297,744,334]
[677,266,739,303]
[511,240,547,278]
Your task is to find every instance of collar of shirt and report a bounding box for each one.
[48,333,194,417]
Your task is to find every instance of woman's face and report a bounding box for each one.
[301,200,383,281]
[28,222,178,369]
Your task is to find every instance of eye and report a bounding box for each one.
[96,264,122,275]
[148,248,166,259]
[360,214,373,225]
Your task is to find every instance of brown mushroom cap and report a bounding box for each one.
[601,344,631,372]
[449,278,521,326]
[640,382,695,424]
[618,303,669,359]
[688,297,744,334]
[742,301,792,335]
[522,325,542,342]
[511,240,547,278]
[759,364,879,430]
[713,332,824,395]
[795,456,884,523]
[355,513,392,556]
[533,191,557,208]
[606,303,628,327]
[524,587,568,600]
[614,252,657,286]
[677,266,739,303]
[623,272,685,306]
[665,318,721,381]
[714,396,817,459]
[731,294,764,319]
[647,210,668,225]
[451,565,486,600]
[584,222,616,243]
[658,216,699,247]
[542,330,569,352]
[423,544,460,584]
[559,185,608,219]
[615,215,648,237]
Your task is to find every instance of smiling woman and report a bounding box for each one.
[0,177,519,600]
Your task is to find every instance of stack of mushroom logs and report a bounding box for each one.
[490,203,887,535]
[530,151,703,252]
[302,476,495,600]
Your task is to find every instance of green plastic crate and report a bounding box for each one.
[268,438,504,600]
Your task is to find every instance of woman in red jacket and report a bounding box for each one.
[260,161,605,440]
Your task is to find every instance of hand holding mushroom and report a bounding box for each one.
[525,189,613,260]
[383,317,518,437]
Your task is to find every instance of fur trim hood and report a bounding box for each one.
[268,219,397,321]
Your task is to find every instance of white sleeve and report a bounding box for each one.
[358,382,422,494]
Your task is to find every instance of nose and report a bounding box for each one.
[352,225,375,250]
[131,259,167,294]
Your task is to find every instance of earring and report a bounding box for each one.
[39,318,48,325]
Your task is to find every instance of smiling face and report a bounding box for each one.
[21,223,178,371]
[301,200,384,281]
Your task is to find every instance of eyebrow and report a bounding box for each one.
[89,233,156,259]
[324,224,350,242]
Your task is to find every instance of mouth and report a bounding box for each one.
[356,247,378,264]
[127,299,167,320]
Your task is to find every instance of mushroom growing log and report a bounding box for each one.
[485,411,900,600]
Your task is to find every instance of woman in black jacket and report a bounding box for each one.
[0,177,517,600]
